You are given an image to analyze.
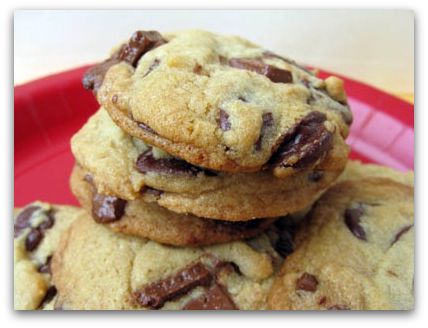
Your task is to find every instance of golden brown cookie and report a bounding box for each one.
[268,178,414,310]
[83,29,351,174]
[52,212,284,310]
[14,202,83,310]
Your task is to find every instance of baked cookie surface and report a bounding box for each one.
[52,212,288,310]
[71,108,348,221]
[268,178,414,310]
[84,29,351,173]
[14,202,83,310]
[70,165,275,246]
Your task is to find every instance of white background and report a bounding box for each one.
[14,9,414,96]
[3,1,426,328]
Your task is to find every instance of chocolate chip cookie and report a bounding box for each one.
[268,178,414,310]
[14,202,83,310]
[52,212,286,310]
[70,165,275,246]
[71,108,348,221]
[84,29,351,174]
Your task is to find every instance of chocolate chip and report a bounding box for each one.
[255,112,274,151]
[183,284,237,310]
[269,111,333,171]
[117,31,166,67]
[319,296,327,305]
[134,262,212,309]
[391,225,413,246]
[344,204,367,241]
[39,286,57,308]
[296,273,318,292]
[327,304,350,310]
[25,229,43,252]
[137,121,157,134]
[111,95,118,103]
[38,213,55,231]
[308,171,324,182]
[136,150,202,176]
[92,194,127,223]
[229,58,293,83]
[14,205,41,237]
[38,256,53,274]
[218,109,231,131]
[82,57,120,93]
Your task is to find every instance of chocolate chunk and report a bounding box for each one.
[269,111,333,171]
[39,286,57,308]
[136,150,202,176]
[319,296,327,305]
[255,112,274,151]
[308,171,324,182]
[137,121,157,134]
[218,109,231,131]
[82,57,120,93]
[38,213,55,231]
[25,229,43,252]
[344,204,367,241]
[14,205,41,237]
[296,273,318,292]
[327,304,350,310]
[229,58,293,83]
[92,194,127,223]
[117,31,166,67]
[38,256,53,274]
[183,284,237,310]
[134,262,212,309]
[391,225,413,246]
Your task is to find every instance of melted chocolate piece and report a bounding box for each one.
[39,286,57,308]
[14,205,41,237]
[344,204,367,241]
[82,57,120,93]
[92,194,127,223]
[134,262,212,309]
[327,304,350,310]
[391,225,413,246]
[255,112,274,151]
[136,150,202,176]
[117,31,166,67]
[229,58,293,83]
[269,111,333,171]
[25,229,43,252]
[38,256,53,274]
[183,284,237,310]
[296,272,318,292]
[218,109,231,131]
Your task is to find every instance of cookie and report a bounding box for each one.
[268,178,414,310]
[14,202,83,310]
[51,212,288,310]
[71,108,348,221]
[339,160,414,186]
[84,29,351,173]
[70,165,275,246]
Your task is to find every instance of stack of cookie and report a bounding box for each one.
[14,29,414,311]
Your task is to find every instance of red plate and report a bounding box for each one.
[14,66,414,207]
